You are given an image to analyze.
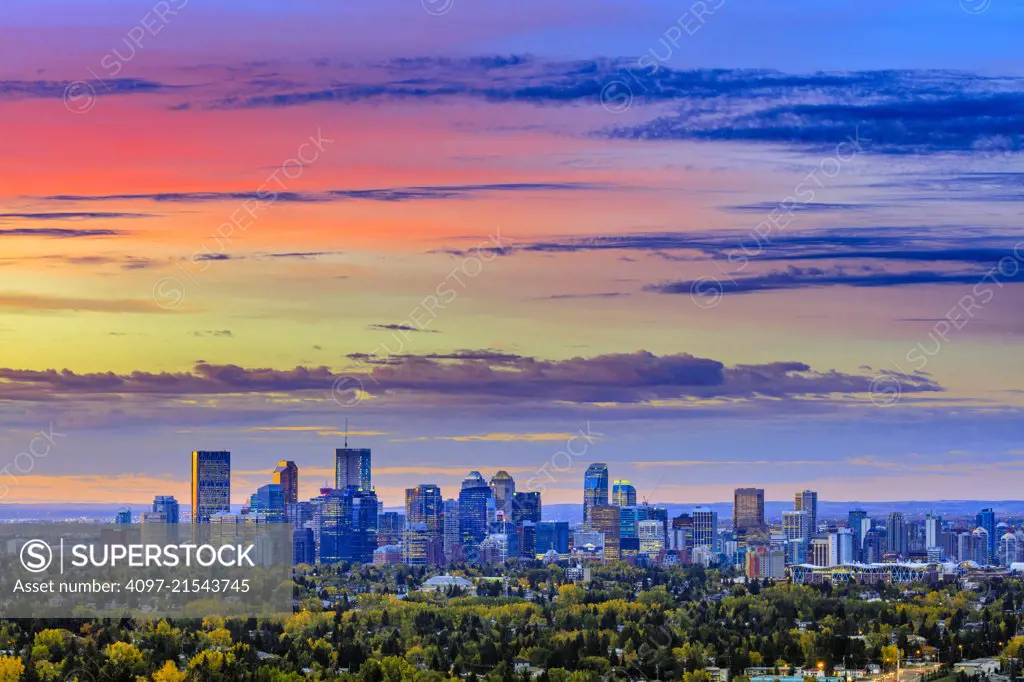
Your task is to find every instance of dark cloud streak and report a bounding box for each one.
[166,59,1024,154]
[0,228,125,238]
[0,350,941,404]
[39,182,609,205]
[648,265,1022,296]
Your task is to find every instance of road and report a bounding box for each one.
[876,664,942,682]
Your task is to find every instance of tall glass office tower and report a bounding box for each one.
[733,487,765,532]
[152,495,180,523]
[443,498,460,562]
[849,509,869,562]
[249,483,286,522]
[583,463,609,528]
[315,486,378,564]
[536,521,570,556]
[977,508,996,563]
[459,471,493,556]
[489,470,516,519]
[612,480,637,507]
[191,450,230,523]
[273,460,298,506]
[590,504,621,561]
[887,511,907,558]
[511,491,542,526]
[692,506,718,550]
[405,484,443,534]
[335,448,371,491]
[794,490,818,539]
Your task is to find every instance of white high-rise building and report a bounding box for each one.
[997,533,1017,567]
[668,526,689,551]
[783,511,808,540]
[956,531,972,562]
[638,520,665,556]
[691,545,715,567]
[925,513,941,549]
[443,498,460,563]
[972,527,990,565]
[828,528,854,566]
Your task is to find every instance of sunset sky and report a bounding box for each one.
[2,0,1024,509]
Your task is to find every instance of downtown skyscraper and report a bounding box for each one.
[977,508,996,563]
[583,463,609,528]
[590,504,621,561]
[443,498,461,563]
[335,447,371,492]
[249,483,286,522]
[511,491,541,527]
[273,460,299,506]
[314,485,378,564]
[536,521,570,557]
[459,471,494,559]
[612,480,637,507]
[405,484,444,535]
[849,509,869,562]
[925,512,942,549]
[191,450,230,523]
[489,471,515,520]
[692,506,718,550]
[888,511,907,558]
[733,487,765,533]
[794,490,818,539]
[152,495,180,524]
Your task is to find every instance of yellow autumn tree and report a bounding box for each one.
[151,660,186,682]
[103,642,144,680]
[882,645,900,670]
[188,649,232,675]
[684,671,713,682]
[30,629,71,662]
[558,584,585,605]
[202,628,232,648]
[0,656,25,682]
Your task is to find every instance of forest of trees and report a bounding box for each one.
[1,563,1023,682]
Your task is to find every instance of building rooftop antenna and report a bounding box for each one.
[344,417,348,448]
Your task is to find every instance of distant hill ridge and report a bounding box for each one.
[4,500,1022,522]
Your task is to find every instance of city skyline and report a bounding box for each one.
[174,449,1024,524]
[18,443,1024,571]
[179,445,1024,569]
